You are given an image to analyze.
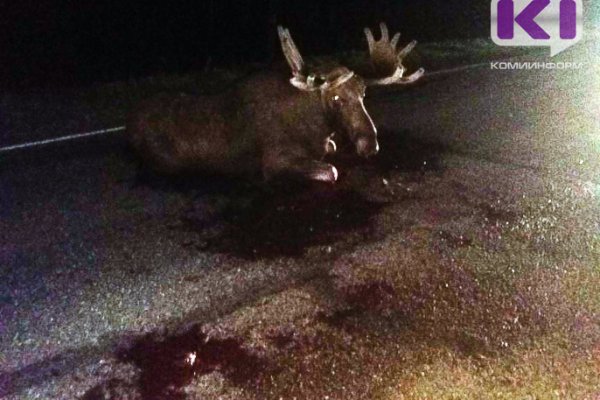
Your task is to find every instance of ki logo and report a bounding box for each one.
[491,0,583,56]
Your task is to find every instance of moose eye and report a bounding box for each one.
[333,95,340,102]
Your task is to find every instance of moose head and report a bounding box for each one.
[278,23,425,159]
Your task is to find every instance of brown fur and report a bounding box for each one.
[127,66,377,182]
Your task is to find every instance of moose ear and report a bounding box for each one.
[278,26,305,77]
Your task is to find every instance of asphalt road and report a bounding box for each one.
[1,43,599,399]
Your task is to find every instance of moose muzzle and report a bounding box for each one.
[356,135,380,158]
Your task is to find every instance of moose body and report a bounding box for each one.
[129,71,342,180]
[127,23,424,182]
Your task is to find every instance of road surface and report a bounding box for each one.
[1,43,599,399]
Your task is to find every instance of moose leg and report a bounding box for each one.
[296,160,339,182]
[263,156,339,183]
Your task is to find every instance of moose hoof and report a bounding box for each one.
[311,165,338,183]
[326,138,337,155]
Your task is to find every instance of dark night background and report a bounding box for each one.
[0,1,491,88]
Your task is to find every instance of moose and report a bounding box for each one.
[127,23,424,183]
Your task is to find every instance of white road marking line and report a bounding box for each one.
[0,126,126,153]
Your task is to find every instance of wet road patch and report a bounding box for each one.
[181,186,386,259]
[93,325,268,400]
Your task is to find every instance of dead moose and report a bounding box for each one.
[127,23,424,183]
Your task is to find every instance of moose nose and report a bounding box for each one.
[356,137,379,158]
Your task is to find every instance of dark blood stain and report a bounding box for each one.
[182,184,385,259]
[454,334,488,356]
[265,327,318,352]
[480,202,518,225]
[182,274,203,283]
[81,378,140,400]
[114,325,267,400]
[316,308,364,333]
[344,281,397,311]
[438,230,473,248]
[266,328,296,349]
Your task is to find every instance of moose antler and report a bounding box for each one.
[364,22,424,86]
[278,26,354,92]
